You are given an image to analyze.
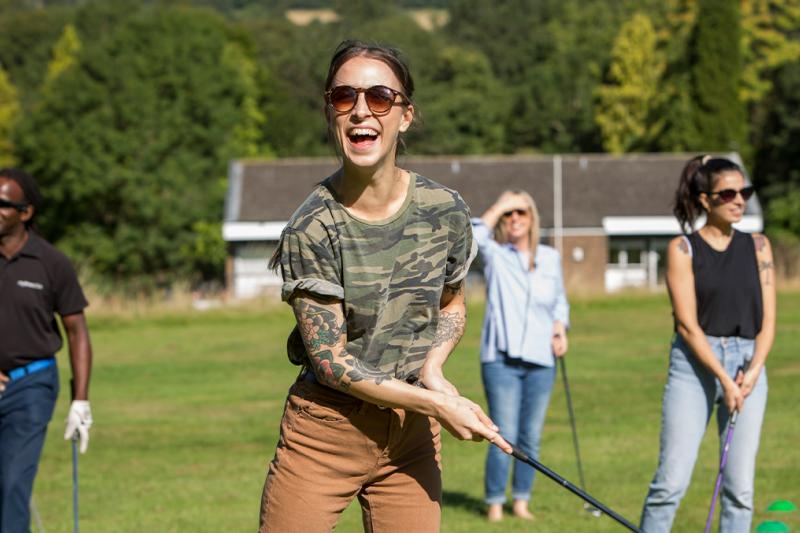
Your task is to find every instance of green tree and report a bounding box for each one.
[753,60,800,223]
[44,22,81,89]
[411,46,508,154]
[221,41,272,159]
[15,5,270,288]
[595,13,665,153]
[740,0,800,104]
[690,0,746,152]
[333,0,399,25]
[0,7,71,109]
[0,63,21,166]
[446,0,665,153]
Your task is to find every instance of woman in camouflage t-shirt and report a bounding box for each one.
[259,40,512,532]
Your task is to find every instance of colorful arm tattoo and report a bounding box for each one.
[293,297,390,389]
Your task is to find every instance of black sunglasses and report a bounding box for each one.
[325,85,408,116]
[502,208,529,218]
[0,199,28,211]
[707,186,755,203]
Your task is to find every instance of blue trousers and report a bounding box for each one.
[640,335,767,533]
[0,364,59,533]
[482,357,556,504]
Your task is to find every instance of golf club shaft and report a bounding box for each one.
[507,444,642,532]
[703,410,739,533]
[72,435,79,533]
[559,357,588,491]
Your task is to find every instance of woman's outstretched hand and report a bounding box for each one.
[435,393,513,454]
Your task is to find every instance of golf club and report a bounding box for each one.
[72,433,79,533]
[30,497,45,533]
[70,379,79,533]
[703,410,739,533]
[558,356,601,517]
[504,443,642,532]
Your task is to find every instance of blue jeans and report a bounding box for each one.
[482,356,555,504]
[640,335,767,533]
[0,364,59,533]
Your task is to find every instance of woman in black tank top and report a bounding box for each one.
[640,156,776,533]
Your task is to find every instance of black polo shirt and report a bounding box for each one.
[0,232,88,372]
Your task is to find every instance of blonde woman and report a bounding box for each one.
[472,190,569,521]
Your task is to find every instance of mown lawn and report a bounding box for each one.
[32,290,800,532]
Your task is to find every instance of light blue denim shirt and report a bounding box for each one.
[472,219,570,367]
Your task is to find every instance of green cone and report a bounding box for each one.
[755,520,791,533]
[768,500,798,512]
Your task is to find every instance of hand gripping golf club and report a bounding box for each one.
[505,443,642,532]
[703,410,739,533]
[558,357,601,517]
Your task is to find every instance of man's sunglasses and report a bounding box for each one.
[502,208,529,218]
[707,186,755,203]
[325,85,408,116]
[0,199,28,211]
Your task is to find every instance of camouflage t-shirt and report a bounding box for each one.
[276,171,476,381]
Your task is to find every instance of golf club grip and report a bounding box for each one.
[508,444,642,533]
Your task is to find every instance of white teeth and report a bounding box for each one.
[350,128,378,136]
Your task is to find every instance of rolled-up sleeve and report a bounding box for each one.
[444,203,477,287]
[278,226,343,302]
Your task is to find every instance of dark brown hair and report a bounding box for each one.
[324,39,415,102]
[673,156,743,233]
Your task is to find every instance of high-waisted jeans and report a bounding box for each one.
[640,334,768,533]
[482,356,556,505]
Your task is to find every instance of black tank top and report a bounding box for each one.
[686,230,763,339]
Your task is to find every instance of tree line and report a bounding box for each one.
[0,0,798,290]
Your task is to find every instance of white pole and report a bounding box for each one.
[554,155,563,254]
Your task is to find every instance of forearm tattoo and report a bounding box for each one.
[431,310,466,349]
[344,357,390,385]
[294,298,390,389]
[312,349,349,390]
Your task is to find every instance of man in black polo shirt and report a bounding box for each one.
[0,168,93,533]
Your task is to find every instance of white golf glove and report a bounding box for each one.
[64,400,93,454]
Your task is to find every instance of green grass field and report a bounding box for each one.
[32,291,800,532]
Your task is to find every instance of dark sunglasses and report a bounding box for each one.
[0,199,28,211]
[325,85,408,115]
[707,186,755,203]
[502,208,529,218]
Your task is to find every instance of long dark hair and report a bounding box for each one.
[673,156,743,233]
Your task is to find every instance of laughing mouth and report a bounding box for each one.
[347,128,379,144]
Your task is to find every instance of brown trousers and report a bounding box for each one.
[260,378,442,532]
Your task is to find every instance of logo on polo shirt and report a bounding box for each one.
[17,280,45,290]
